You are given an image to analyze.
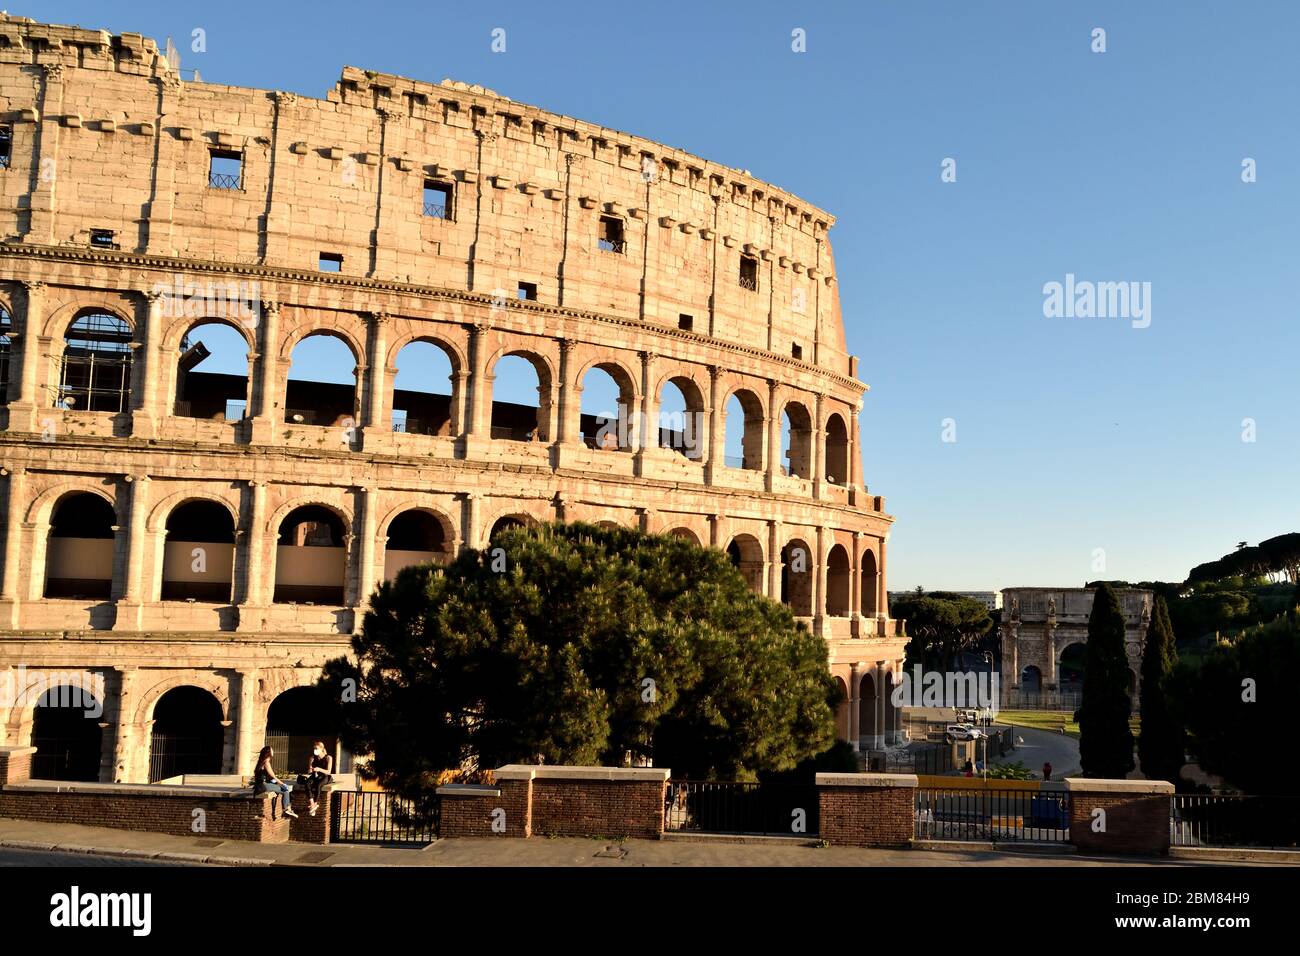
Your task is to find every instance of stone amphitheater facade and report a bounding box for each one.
[0,15,906,784]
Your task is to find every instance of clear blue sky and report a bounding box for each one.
[33,0,1300,590]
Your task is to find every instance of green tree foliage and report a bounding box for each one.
[1187,533,1300,585]
[892,590,993,670]
[319,522,838,801]
[1137,595,1184,784]
[1168,615,1300,795]
[1077,583,1135,778]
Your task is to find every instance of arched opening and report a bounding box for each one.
[658,376,705,460]
[826,544,851,617]
[825,413,849,485]
[580,363,634,451]
[666,527,700,545]
[148,686,224,782]
[161,500,236,602]
[780,401,813,478]
[858,672,878,740]
[1020,665,1042,695]
[491,353,548,442]
[385,509,453,579]
[780,538,813,616]
[30,683,104,781]
[174,321,250,421]
[0,304,11,403]
[58,311,133,413]
[1059,643,1087,699]
[860,549,879,616]
[284,333,358,427]
[489,515,530,540]
[274,505,347,605]
[264,685,342,779]
[44,491,116,599]
[392,339,455,436]
[726,534,765,593]
[723,389,764,470]
[833,677,851,742]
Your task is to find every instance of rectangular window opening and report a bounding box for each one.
[791,342,803,360]
[517,282,537,301]
[598,215,626,254]
[739,255,759,292]
[423,180,452,219]
[89,228,117,249]
[208,149,243,190]
[0,125,11,169]
[678,314,694,332]
[318,252,343,273]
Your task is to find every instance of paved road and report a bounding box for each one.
[992,724,1081,779]
[0,847,187,866]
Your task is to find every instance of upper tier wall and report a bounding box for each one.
[0,14,855,380]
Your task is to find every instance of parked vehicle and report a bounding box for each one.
[946,723,983,741]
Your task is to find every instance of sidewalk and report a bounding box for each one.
[0,817,1283,867]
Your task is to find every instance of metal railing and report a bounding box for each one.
[871,745,953,776]
[915,786,1070,844]
[423,201,448,219]
[208,171,241,190]
[738,275,758,292]
[331,790,439,844]
[1172,794,1300,849]
[598,237,626,254]
[664,780,818,837]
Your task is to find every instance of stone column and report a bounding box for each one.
[812,392,825,499]
[362,311,389,448]
[7,281,46,432]
[130,290,166,438]
[464,323,491,456]
[813,525,827,632]
[849,400,863,507]
[877,534,889,623]
[250,301,282,445]
[554,339,576,449]
[874,662,887,750]
[235,669,262,780]
[111,667,139,783]
[237,480,269,629]
[703,364,722,483]
[114,475,151,631]
[766,519,781,600]
[633,350,657,475]
[28,64,64,245]
[0,467,26,626]
[764,378,780,492]
[461,492,481,552]
[849,661,862,752]
[355,486,379,623]
[451,370,470,438]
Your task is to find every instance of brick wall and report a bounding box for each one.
[0,746,35,785]
[530,774,667,840]
[287,787,332,845]
[816,773,916,847]
[1066,778,1172,855]
[0,783,290,842]
[437,781,531,838]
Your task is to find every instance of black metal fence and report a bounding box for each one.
[664,780,819,837]
[331,790,439,845]
[915,786,1070,844]
[1172,794,1300,849]
[871,745,954,776]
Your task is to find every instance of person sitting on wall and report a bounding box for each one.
[253,745,298,818]
[298,740,334,817]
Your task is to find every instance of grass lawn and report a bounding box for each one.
[997,709,1141,740]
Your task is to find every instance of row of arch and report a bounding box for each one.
[22,681,335,784]
[34,487,881,617]
[0,301,857,484]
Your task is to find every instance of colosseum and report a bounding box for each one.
[0,14,906,785]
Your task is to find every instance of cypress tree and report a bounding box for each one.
[1137,595,1184,784]
[1078,583,1136,778]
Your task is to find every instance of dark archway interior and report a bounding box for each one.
[30,685,103,782]
[149,686,224,781]
[265,685,339,778]
[44,492,116,599]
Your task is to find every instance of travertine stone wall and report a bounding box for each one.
[0,14,906,783]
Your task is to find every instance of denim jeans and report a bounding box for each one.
[262,780,293,811]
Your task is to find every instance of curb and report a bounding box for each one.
[0,838,274,867]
